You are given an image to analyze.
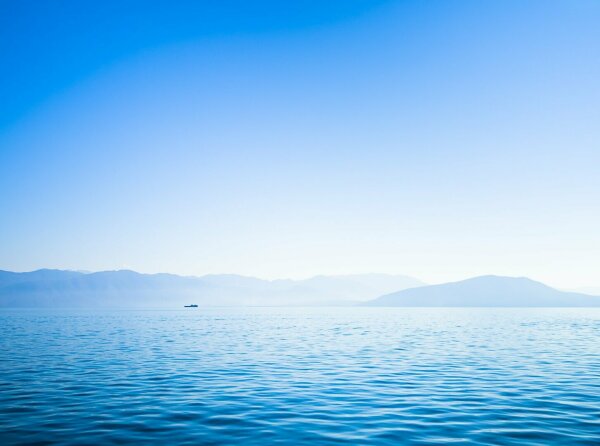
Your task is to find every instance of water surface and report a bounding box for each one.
[1,307,599,444]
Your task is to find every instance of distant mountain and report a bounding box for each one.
[271,274,425,305]
[0,269,83,288]
[365,275,600,307]
[570,287,600,296]
[0,269,424,308]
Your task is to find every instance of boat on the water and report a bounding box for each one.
[184,304,198,308]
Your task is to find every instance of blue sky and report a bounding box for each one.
[1,1,599,287]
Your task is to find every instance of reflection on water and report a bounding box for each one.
[1,307,599,445]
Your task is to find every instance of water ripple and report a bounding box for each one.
[0,307,599,444]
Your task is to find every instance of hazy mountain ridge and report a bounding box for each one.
[0,269,84,288]
[366,275,600,307]
[570,287,600,296]
[0,270,424,307]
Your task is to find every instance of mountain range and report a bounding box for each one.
[0,269,424,307]
[365,275,600,307]
[2,270,599,308]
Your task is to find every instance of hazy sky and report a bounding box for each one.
[1,1,599,287]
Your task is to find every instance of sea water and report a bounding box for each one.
[0,307,599,445]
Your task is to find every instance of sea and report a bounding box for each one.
[0,307,599,445]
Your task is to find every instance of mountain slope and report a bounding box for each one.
[366,275,600,307]
[0,269,84,288]
[0,269,424,307]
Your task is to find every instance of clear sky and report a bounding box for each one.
[1,0,599,288]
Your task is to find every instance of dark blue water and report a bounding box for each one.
[1,307,599,445]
